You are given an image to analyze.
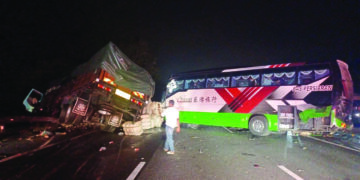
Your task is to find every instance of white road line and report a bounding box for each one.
[127,161,146,180]
[278,165,304,180]
[304,135,360,153]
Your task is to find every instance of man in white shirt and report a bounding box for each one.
[161,100,180,155]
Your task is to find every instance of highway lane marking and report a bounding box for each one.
[0,130,97,163]
[127,161,146,180]
[278,165,304,180]
[303,135,360,153]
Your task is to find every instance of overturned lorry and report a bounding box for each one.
[24,42,155,132]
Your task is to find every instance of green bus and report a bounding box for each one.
[163,60,353,136]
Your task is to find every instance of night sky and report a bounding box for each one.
[1,0,359,116]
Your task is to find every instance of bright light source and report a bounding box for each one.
[133,91,145,99]
[341,122,346,128]
[131,98,143,106]
[103,77,115,86]
[115,89,131,100]
[97,84,111,92]
[98,110,111,115]
[10,118,14,121]
[354,113,360,117]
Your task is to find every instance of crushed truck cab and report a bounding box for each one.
[24,42,155,132]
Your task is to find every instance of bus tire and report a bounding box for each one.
[249,116,270,136]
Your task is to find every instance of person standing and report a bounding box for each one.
[161,100,180,155]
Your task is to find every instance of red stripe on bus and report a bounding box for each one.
[229,87,252,110]
[232,87,260,111]
[235,86,278,113]
[215,89,234,104]
[227,88,241,97]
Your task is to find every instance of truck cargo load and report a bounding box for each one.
[24,42,155,132]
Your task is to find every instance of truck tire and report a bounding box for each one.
[59,104,70,123]
[62,105,73,124]
[249,116,270,136]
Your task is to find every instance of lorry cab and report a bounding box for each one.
[23,42,155,132]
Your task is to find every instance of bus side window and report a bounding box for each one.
[274,72,296,85]
[298,70,314,84]
[249,74,259,86]
[231,74,259,87]
[314,69,330,80]
[262,73,273,86]
[185,79,205,89]
[207,77,229,88]
[185,79,192,89]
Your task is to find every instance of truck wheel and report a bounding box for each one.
[63,105,73,124]
[59,104,70,123]
[249,116,270,136]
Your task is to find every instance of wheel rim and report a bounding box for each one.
[252,119,265,133]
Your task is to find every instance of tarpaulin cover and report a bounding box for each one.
[72,42,155,97]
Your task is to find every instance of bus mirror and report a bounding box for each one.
[23,89,43,112]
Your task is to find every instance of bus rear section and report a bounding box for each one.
[163,60,353,136]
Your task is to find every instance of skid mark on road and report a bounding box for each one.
[0,130,97,163]
[74,153,96,177]
[304,135,360,153]
[39,136,55,149]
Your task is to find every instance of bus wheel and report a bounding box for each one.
[249,116,270,136]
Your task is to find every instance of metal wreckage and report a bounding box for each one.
[23,42,155,132]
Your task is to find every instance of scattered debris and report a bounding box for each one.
[55,132,67,135]
[242,153,255,156]
[39,136,55,148]
[199,149,203,154]
[118,132,124,136]
[299,131,312,136]
[248,136,256,141]
[39,130,53,137]
[253,164,260,167]
[297,169,304,172]
[99,147,107,152]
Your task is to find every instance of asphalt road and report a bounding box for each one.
[0,128,163,180]
[138,127,360,180]
[1,125,360,180]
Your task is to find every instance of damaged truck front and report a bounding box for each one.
[24,42,155,132]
